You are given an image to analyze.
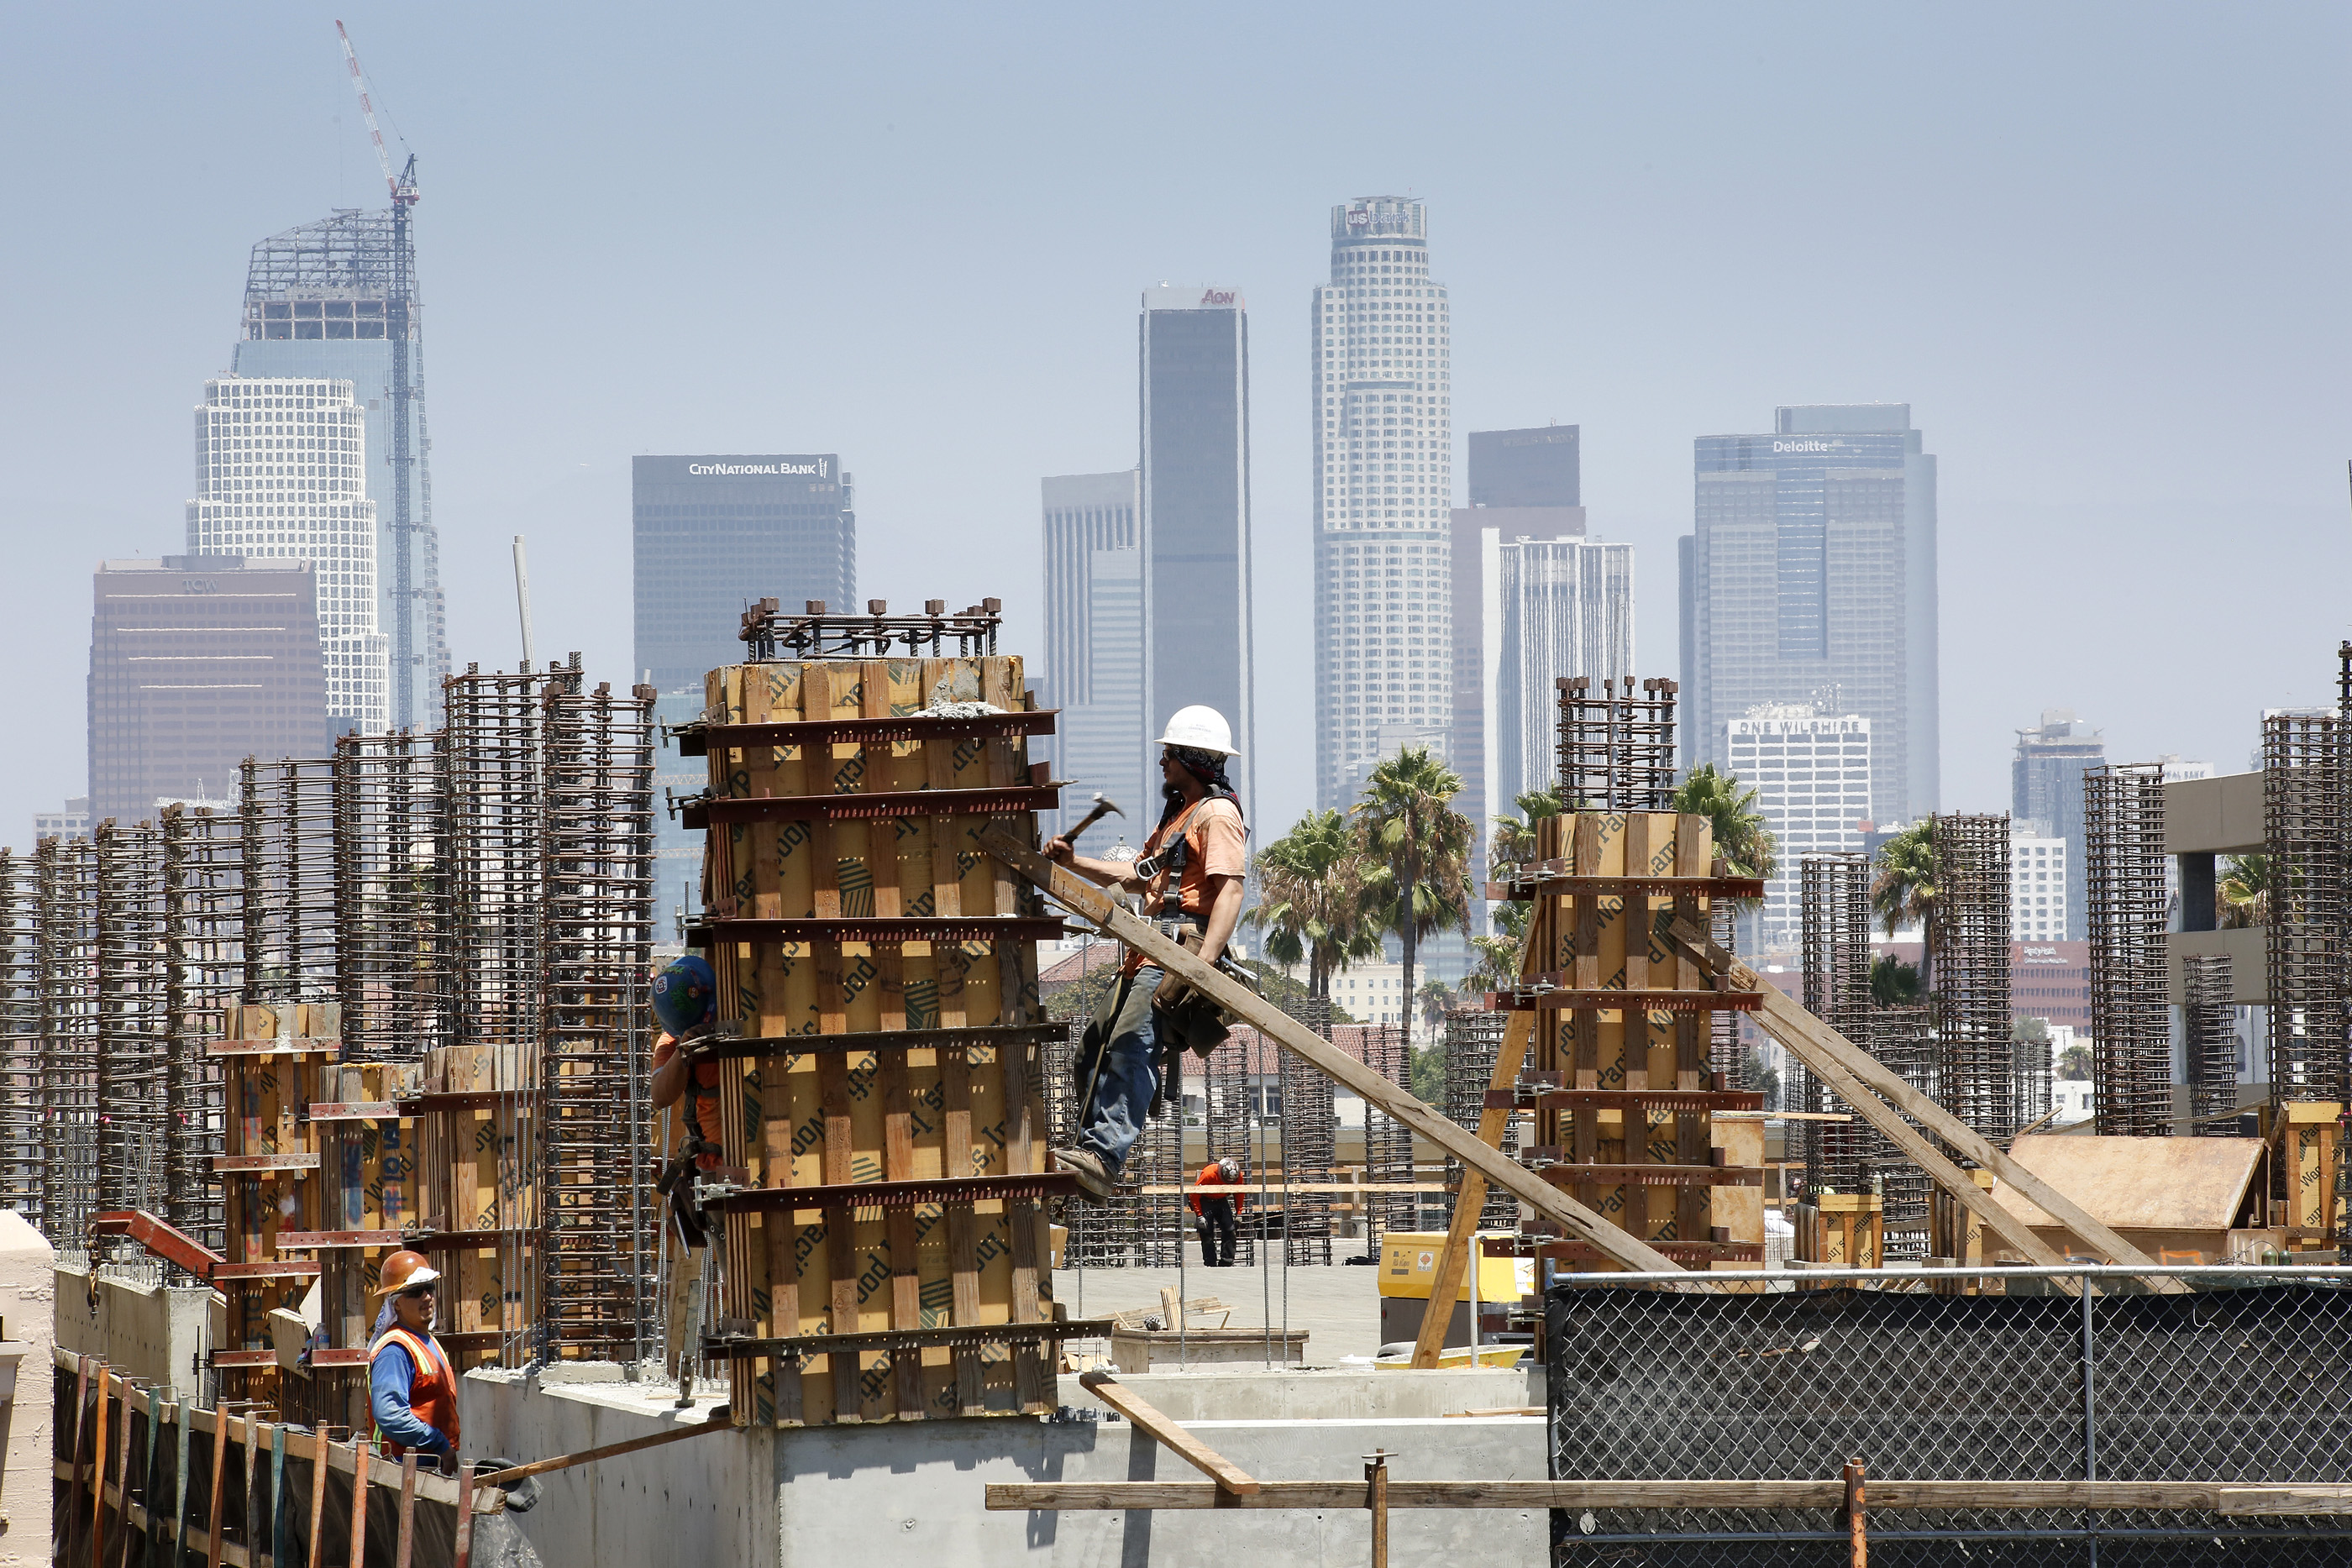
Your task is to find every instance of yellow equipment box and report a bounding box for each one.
[1378,1232,1533,1303]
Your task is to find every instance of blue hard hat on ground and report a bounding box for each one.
[653,955,716,1036]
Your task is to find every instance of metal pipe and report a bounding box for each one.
[512,536,535,669]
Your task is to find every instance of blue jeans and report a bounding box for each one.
[1077,968,1163,1177]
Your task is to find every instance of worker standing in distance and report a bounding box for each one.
[1189,1155,1247,1266]
[1047,705,1247,1201]
[367,1250,459,1465]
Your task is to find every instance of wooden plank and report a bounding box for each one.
[1664,917,2179,1288]
[394,1452,418,1568]
[979,822,1692,1279]
[1076,1373,1260,1496]
[345,1437,368,1568]
[985,1479,2352,1513]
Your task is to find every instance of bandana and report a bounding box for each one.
[1158,745,1243,831]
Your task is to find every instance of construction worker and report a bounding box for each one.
[368,1249,459,1464]
[1047,705,1247,1202]
[650,954,721,1248]
[1189,1156,1246,1266]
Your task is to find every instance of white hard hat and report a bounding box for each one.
[1156,705,1240,758]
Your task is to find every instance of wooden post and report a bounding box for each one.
[66,1356,94,1568]
[204,1406,233,1568]
[89,1371,112,1566]
[307,1426,333,1568]
[394,1452,419,1568]
[453,1464,475,1568]
[1843,1457,1867,1565]
[1365,1449,1390,1568]
[346,1440,370,1568]
[1078,1372,1260,1495]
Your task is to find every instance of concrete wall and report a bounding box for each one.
[2165,771,2264,856]
[464,1366,1546,1567]
[51,1263,214,1401]
[0,1216,52,1567]
[2166,925,2270,1005]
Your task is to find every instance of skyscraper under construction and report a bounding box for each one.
[212,197,449,732]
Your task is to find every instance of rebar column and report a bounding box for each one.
[1276,994,1335,1265]
[2265,704,2347,1103]
[1800,854,1874,1192]
[1930,813,2014,1141]
[93,820,169,1222]
[1556,676,1678,811]
[160,804,239,1256]
[539,673,659,1361]
[2183,953,2240,1135]
[39,836,99,1245]
[1441,1008,1517,1231]
[2084,763,2171,1135]
[1351,1022,1415,1244]
[334,730,452,1062]
[0,849,41,1229]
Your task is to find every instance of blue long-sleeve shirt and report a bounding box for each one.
[369,1339,454,1455]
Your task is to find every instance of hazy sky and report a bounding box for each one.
[4,4,2348,846]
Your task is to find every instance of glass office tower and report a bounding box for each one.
[1139,286,1255,818]
[1680,404,1939,827]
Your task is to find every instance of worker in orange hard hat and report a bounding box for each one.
[367,1249,459,1463]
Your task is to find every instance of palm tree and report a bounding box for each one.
[1488,789,1562,873]
[1872,821,1940,993]
[1244,810,1380,998]
[1671,764,1777,889]
[1415,977,1457,1036]
[2218,854,2270,930]
[1352,747,1476,1046]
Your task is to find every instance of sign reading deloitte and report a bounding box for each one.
[679,456,832,480]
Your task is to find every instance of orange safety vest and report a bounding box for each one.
[1188,1162,1245,1217]
[369,1324,459,1457]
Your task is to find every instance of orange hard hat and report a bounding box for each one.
[373,1250,443,1298]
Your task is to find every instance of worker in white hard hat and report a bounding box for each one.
[1045,705,1247,1203]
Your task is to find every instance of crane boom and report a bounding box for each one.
[336,20,415,204]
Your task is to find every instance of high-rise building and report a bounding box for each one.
[185,376,385,732]
[87,556,327,825]
[1314,197,1453,810]
[1468,426,1580,509]
[1725,707,1873,952]
[1139,286,1256,815]
[2013,708,2104,941]
[1492,537,1635,810]
[2011,829,2069,945]
[632,456,856,692]
[1679,404,1938,826]
[1041,470,1147,838]
[229,209,447,730]
[1451,425,1588,884]
[33,800,90,843]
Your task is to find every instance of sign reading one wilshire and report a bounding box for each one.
[633,454,856,691]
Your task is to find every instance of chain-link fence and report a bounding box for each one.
[1549,1266,2352,1565]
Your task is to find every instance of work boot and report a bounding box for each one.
[1055,1146,1116,1204]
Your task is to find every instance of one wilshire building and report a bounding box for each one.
[227,207,448,730]
[1678,404,1939,827]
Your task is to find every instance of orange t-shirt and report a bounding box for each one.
[1187,1161,1246,1216]
[1123,797,1246,976]
[654,1031,723,1170]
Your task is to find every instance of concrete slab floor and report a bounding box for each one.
[1053,1255,1390,1364]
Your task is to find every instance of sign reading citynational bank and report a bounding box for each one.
[685,457,831,479]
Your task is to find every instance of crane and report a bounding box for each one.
[336,20,418,208]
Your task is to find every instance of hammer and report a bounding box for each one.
[1063,792,1125,847]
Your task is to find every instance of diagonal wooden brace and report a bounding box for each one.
[1080,1372,1260,1495]
[979,821,1696,1280]
[1662,917,2182,1293]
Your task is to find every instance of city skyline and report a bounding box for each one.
[8,10,2348,847]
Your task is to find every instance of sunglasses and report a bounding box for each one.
[397,1282,437,1299]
